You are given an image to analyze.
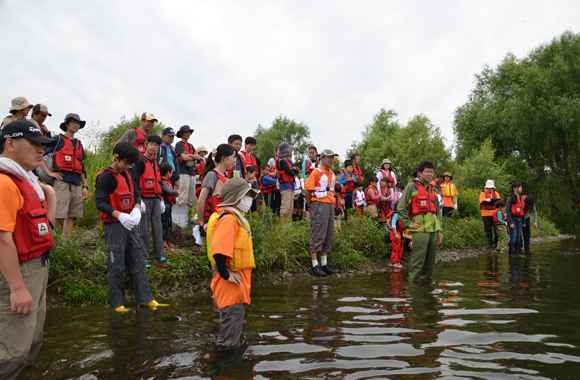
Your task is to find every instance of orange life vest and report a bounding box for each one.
[96,168,135,224]
[480,190,500,211]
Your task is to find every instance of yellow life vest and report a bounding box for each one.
[441,182,456,198]
[206,207,255,271]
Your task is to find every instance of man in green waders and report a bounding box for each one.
[396,161,443,282]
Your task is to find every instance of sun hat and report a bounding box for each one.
[196,145,208,154]
[444,172,453,180]
[162,127,175,136]
[59,113,86,131]
[32,104,51,116]
[218,178,260,207]
[320,149,339,157]
[277,142,295,157]
[9,97,33,112]
[141,112,158,122]
[485,180,495,188]
[1,119,57,146]
[176,125,194,138]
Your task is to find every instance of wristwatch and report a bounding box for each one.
[83,185,89,189]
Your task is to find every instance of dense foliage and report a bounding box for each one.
[253,115,312,163]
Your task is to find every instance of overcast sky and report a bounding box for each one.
[1,1,578,159]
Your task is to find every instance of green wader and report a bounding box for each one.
[409,232,438,282]
[497,224,509,252]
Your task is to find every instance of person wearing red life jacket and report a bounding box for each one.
[225,134,246,179]
[132,135,168,265]
[387,201,405,268]
[505,182,525,256]
[39,113,88,238]
[239,137,261,179]
[95,142,166,312]
[364,176,381,217]
[276,142,297,226]
[520,195,538,250]
[259,163,279,213]
[305,149,339,277]
[396,161,442,282]
[175,125,201,208]
[117,112,157,155]
[301,146,320,178]
[160,163,179,248]
[350,154,364,183]
[376,158,397,191]
[492,200,509,253]
[194,145,208,186]
[197,144,236,234]
[378,177,394,223]
[338,160,357,212]
[0,119,57,379]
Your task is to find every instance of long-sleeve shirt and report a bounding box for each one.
[376,170,397,192]
[132,156,161,200]
[95,168,140,217]
[161,180,179,204]
[302,158,317,178]
[505,195,522,224]
[524,203,537,223]
[339,172,356,197]
[260,175,277,186]
[495,210,507,225]
[396,179,442,236]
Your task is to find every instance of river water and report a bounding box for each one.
[23,239,580,379]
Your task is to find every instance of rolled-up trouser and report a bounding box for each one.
[139,198,164,259]
[280,188,293,217]
[177,174,197,207]
[104,222,154,308]
[0,257,48,380]
[482,216,498,247]
[310,201,335,253]
[409,232,438,282]
[217,303,247,348]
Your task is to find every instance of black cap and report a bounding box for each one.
[1,119,57,146]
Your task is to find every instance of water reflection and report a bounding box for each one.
[22,240,580,379]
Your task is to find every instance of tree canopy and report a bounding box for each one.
[253,115,312,163]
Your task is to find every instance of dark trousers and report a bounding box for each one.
[263,191,280,215]
[521,218,531,249]
[442,207,454,217]
[161,202,172,243]
[482,216,498,247]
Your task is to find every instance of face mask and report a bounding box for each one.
[237,196,253,213]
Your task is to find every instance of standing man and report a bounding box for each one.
[396,161,443,282]
[2,97,33,127]
[305,149,339,277]
[117,112,157,155]
[479,180,501,249]
[226,134,246,179]
[351,154,363,182]
[0,119,57,379]
[301,146,320,178]
[175,125,200,208]
[239,137,261,174]
[440,172,458,217]
[155,127,180,188]
[30,104,52,139]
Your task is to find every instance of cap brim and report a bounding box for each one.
[144,118,158,122]
[27,136,57,147]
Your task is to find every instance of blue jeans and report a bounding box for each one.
[508,219,522,252]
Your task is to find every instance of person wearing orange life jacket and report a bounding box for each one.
[440,172,458,217]
[95,142,166,312]
[339,160,357,212]
[479,180,502,249]
[505,182,525,256]
[132,134,169,265]
[175,125,201,208]
[305,149,340,277]
[376,158,397,192]
[197,144,237,235]
[160,163,179,248]
[117,112,157,155]
[396,161,443,282]
[276,142,297,226]
[492,200,509,253]
[0,119,57,379]
[350,154,364,182]
[38,113,88,238]
[364,176,381,217]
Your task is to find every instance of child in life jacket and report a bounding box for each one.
[259,163,278,213]
[245,165,262,215]
[95,142,167,311]
[378,177,394,224]
[353,180,366,216]
[339,160,356,212]
[206,178,259,349]
[160,162,179,249]
[365,176,381,217]
[334,183,345,222]
[394,182,405,202]
[292,163,305,222]
[388,200,405,268]
[493,200,509,253]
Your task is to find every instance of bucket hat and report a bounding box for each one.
[59,113,86,131]
[277,142,295,157]
[196,145,208,154]
[320,149,339,157]
[9,97,33,112]
[485,180,495,188]
[381,158,391,167]
[176,125,194,138]
[444,172,453,180]
[218,178,260,207]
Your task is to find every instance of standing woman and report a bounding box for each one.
[505,182,524,256]
[196,144,237,232]
[376,159,397,192]
[440,172,458,217]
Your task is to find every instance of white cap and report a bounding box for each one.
[485,180,495,188]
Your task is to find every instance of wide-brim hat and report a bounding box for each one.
[277,142,295,157]
[9,97,33,112]
[485,180,495,188]
[381,158,391,167]
[196,145,208,154]
[444,172,453,180]
[218,178,260,207]
[176,125,194,138]
[59,113,86,131]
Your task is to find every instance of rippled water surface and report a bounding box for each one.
[24,239,580,379]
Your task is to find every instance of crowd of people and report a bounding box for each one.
[0,97,539,376]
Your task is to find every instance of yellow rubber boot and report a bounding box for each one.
[114,306,130,312]
[142,300,169,309]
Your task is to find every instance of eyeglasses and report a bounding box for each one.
[422,171,435,175]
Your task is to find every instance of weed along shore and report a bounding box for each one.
[46,213,566,307]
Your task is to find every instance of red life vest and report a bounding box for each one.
[54,134,83,174]
[0,169,54,262]
[96,168,135,224]
[305,158,320,177]
[134,128,148,155]
[521,195,531,215]
[511,195,525,217]
[203,170,228,222]
[409,180,437,217]
[161,177,176,203]
[480,190,500,211]
[493,210,507,226]
[378,187,391,220]
[380,170,395,188]
[277,157,294,184]
[139,156,162,198]
[259,175,276,194]
[177,142,196,166]
[341,171,356,194]
[239,151,258,171]
[339,183,346,199]
[353,165,363,182]
[386,210,404,231]
[365,186,379,205]
[334,194,342,210]
[195,159,205,176]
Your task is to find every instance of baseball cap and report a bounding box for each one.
[320,149,339,157]
[1,119,57,146]
[162,127,175,136]
[33,104,52,116]
[141,112,158,122]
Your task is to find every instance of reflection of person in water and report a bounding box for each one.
[508,256,535,304]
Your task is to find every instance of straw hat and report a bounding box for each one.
[218,178,260,207]
[444,172,453,180]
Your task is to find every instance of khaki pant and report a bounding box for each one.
[217,303,247,348]
[280,188,294,217]
[366,204,378,217]
[54,180,83,219]
[177,174,197,207]
[0,257,48,380]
